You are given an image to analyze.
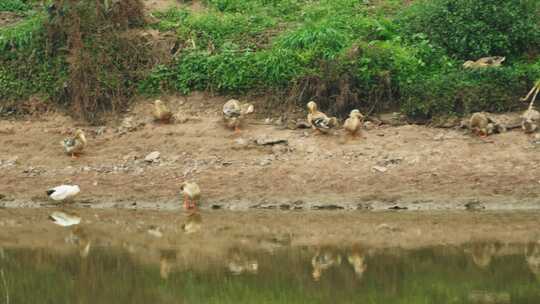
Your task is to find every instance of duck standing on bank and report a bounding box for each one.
[62,129,87,158]
[152,99,173,123]
[223,99,254,133]
[306,101,338,134]
[47,185,80,203]
[343,109,364,139]
[180,181,200,210]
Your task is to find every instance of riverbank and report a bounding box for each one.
[1,94,539,211]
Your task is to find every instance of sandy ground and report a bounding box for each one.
[0,93,540,211]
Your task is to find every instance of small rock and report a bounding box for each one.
[272,145,289,155]
[257,157,272,166]
[145,151,160,163]
[372,166,387,173]
[254,136,288,146]
[363,121,375,130]
[4,156,18,166]
[465,200,485,211]
[234,138,249,149]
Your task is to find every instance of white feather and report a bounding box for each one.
[50,211,81,227]
[47,185,80,201]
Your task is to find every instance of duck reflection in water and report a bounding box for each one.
[465,243,497,269]
[311,248,342,281]
[227,248,258,275]
[525,243,540,281]
[160,250,178,280]
[182,211,202,234]
[348,245,368,279]
[66,226,91,259]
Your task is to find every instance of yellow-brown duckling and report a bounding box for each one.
[343,109,364,138]
[152,99,173,123]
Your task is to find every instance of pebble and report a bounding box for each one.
[145,151,160,163]
[372,166,388,173]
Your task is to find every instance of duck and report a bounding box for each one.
[47,185,80,202]
[306,101,338,134]
[343,109,364,138]
[62,129,87,158]
[463,56,505,69]
[223,99,254,133]
[180,181,200,210]
[469,113,494,137]
[152,99,173,123]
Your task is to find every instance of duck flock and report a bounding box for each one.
[47,80,540,209]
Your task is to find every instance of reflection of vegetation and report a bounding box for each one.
[1,244,540,303]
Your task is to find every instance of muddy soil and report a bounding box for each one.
[0,93,539,211]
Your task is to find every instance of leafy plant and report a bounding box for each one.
[0,0,31,12]
[399,0,540,59]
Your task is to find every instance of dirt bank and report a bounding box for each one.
[1,93,540,211]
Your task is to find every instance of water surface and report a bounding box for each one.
[1,242,539,304]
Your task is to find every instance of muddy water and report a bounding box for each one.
[1,242,540,303]
[2,209,540,303]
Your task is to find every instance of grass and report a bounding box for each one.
[0,0,538,121]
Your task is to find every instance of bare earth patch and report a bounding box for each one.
[0,93,539,210]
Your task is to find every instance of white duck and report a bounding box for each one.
[47,185,80,202]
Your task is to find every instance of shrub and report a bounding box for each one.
[0,0,31,12]
[399,0,540,59]
[401,63,540,118]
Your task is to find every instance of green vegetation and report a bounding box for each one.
[1,0,539,120]
[141,0,539,118]
[0,0,31,12]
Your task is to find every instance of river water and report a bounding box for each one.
[1,242,539,303]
